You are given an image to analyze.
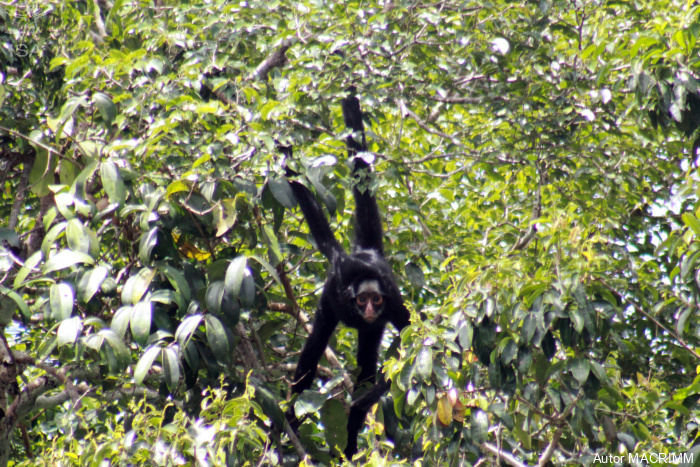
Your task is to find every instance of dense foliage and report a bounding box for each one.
[2,0,700,465]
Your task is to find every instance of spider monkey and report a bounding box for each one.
[283,94,410,457]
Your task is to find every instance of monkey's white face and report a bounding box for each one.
[354,279,384,323]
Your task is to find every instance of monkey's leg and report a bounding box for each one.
[292,308,338,394]
[345,327,384,457]
[286,308,338,434]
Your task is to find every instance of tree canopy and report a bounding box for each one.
[2,0,700,465]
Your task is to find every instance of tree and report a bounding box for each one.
[1,0,700,465]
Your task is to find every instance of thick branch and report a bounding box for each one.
[6,376,60,423]
[235,322,263,374]
[8,163,30,230]
[251,39,294,81]
[538,429,562,467]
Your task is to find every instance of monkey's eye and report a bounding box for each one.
[372,295,383,305]
[356,296,367,306]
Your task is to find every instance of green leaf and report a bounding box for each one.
[121,267,156,305]
[50,283,74,320]
[100,161,126,205]
[405,262,425,289]
[44,250,95,273]
[295,390,329,417]
[159,264,192,302]
[93,92,117,126]
[224,256,247,299]
[205,281,226,315]
[239,269,256,308]
[165,180,191,199]
[500,338,517,365]
[65,219,91,255]
[28,135,57,197]
[589,360,608,384]
[321,399,348,455]
[83,334,104,351]
[150,289,186,313]
[57,317,82,346]
[677,306,692,337]
[110,306,132,339]
[458,322,473,350]
[471,409,489,443]
[130,301,153,346]
[0,286,30,320]
[162,347,180,393]
[268,178,296,208]
[249,254,281,285]
[520,313,537,345]
[13,251,43,288]
[569,308,585,334]
[80,266,109,303]
[100,328,130,371]
[682,213,700,237]
[570,358,590,384]
[414,347,433,380]
[205,315,231,362]
[214,199,237,237]
[261,225,282,267]
[175,314,203,348]
[517,346,533,373]
[134,345,162,385]
[139,228,158,264]
[41,222,67,258]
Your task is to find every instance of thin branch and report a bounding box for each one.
[284,414,306,458]
[92,0,107,38]
[398,99,456,141]
[510,170,542,252]
[481,443,528,467]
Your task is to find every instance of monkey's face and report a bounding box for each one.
[352,279,384,323]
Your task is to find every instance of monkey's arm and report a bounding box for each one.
[341,90,367,154]
[351,182,385,255]
[282,146,345,261]
[341,93,386,254]
[291,306,339,394]
[390,301,410,331]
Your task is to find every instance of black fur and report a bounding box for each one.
[285,95,409,457]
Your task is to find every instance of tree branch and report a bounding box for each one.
[398,99,457,142]
[250,38,295,81]
[481,442,528,467]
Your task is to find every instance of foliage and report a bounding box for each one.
[2,0,700,465]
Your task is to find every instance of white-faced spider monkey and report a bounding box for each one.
[282,94,410,457]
